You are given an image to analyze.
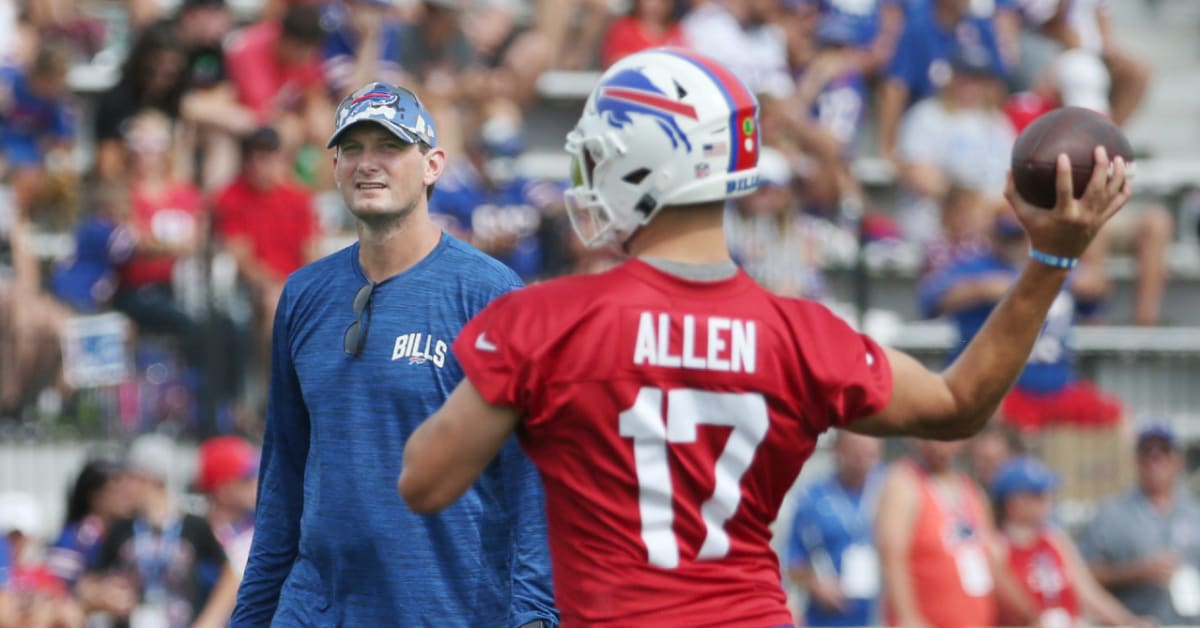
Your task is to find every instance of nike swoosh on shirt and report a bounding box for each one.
[475,332,498,352]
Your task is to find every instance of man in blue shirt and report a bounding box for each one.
[877,0,1007,160]
[787,431,884,627]
[321,0,406,96]
[430,117,562,281]
[231,82,557,627]
[918,216,1123,432]
[795,0,903,75]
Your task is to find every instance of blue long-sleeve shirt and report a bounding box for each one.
[232,234,557,627]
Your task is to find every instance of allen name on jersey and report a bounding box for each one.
[632,312,757,373]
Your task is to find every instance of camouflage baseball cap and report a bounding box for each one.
[327,81,438,149]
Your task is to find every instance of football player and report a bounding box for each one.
[400,47,1130,626]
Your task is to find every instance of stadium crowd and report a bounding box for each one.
[0,0,1196,626]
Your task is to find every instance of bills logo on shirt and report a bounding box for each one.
[392,332,448,368]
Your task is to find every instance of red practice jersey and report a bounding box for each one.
[454,259,893,627]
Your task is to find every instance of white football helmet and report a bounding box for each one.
[564,47,761,248]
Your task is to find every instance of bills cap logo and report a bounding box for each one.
[595,68,697,151]
[351,90,398,107]
[339,90,401,127]
[328,82,437,148]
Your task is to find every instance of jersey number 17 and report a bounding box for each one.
[619,386,769,569]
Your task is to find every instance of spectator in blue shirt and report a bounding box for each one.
[51,183,138,313]
[0,43,75,216]
[794,0,903,75]
[798,13,872,156]
[232,82,556,627]
[787,431,885,627]
[47,459,140,618]
[876,0,1007,161]
[322,0,407,98]
[918,215,1124,432]
[430,111,562,281]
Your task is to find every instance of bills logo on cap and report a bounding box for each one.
[339,90,401,127]
[351,91,399,108]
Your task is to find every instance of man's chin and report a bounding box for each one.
[350,201,397,217]
[349,200,417,230]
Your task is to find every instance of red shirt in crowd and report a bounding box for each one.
[600,17,686,68]
[1005,91,1058,133]
[214,177,320,281]
[224,20,324,119]
[454,259,893,626]
[120,183,204,290]
[1000,531,1081,627]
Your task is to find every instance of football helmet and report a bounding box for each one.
[564,47,761,248]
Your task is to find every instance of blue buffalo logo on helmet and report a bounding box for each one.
[595,68,697,152]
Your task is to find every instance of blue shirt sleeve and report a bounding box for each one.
[0,535,10,587]
[886,22,921,89]
[976,18,1009,77]
[52,100,74,140]
[917,266,963,319]
[232,283,311,626]
[787,488,820,569]
[501,440,559,627]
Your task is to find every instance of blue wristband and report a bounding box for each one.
[1029,248,1079,269]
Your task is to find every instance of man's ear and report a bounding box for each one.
[424,147,448,187]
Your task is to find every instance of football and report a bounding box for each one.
[1010,106,1134,209]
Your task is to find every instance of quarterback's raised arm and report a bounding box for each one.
[400,379,521,513]
[849,147,1130,440]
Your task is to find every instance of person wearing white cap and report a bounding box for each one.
[86,434,228,628]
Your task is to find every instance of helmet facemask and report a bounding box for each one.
[564,125,666,249]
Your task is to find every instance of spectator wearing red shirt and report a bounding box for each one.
[213,127,320,384]
[224,5,331,184]
[600,0,686,68]
[991,456,1146,627]
[112,109,208,370]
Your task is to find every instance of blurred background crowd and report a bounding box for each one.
[1,0,1200,626]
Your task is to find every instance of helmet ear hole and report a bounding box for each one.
[635,194,658,218]
[622,168,651,185]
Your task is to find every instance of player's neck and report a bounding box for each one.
[356,210,442,282]
[627,204,731,264]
